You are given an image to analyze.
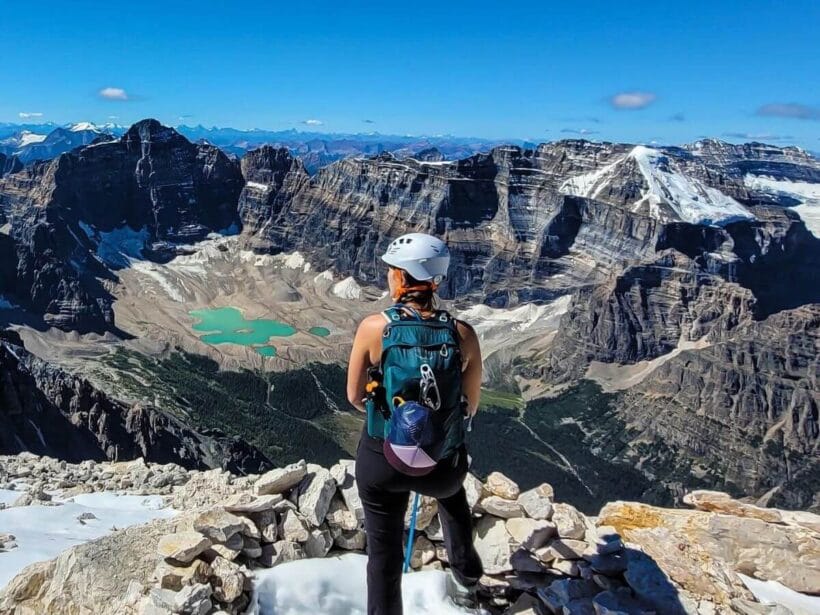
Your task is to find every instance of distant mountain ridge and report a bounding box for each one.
[0,118,818,511]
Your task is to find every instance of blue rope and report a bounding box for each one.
[403,492,422,573]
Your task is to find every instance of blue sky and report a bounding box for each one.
[2,0,818,147]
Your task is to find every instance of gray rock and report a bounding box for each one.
[331,527,367,551]
[304,528,334,558]
[255,460,308,496]
[506,518,556,550]
[552,504,587,540]
[209,556,245,603]
[296,467,336,527]
[156,532,212,564]
[592,589,655,615]
[482,496,524,519]
[249,509,278,543]
[518,484,555,521]
[281,509,310,543]
[193,509,245,543]
[543,539,588,561]
[474,515,513,574]
[259,541,305,567]
[464,473,485,512]
[223,493,282,514]
[510,548,548,573]
[486,472,521,500]
[242,536,263,559]
[173,582,212,615]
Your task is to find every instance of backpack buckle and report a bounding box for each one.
[419,364,441,411]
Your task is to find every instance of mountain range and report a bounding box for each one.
[0,118,817,513]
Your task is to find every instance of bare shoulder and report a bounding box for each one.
[356,313,388,339]
[454,319,478,342]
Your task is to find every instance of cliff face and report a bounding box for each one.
[0,119,244,331]
[618,305,820,511]
[0,333,270,474]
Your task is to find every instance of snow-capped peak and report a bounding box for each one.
[560,145,754,226]
[68,122,101,133]
[18,131,48,146]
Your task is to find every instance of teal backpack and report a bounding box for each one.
[366,305,466,474]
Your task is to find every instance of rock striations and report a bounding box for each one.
[0,455,817,614]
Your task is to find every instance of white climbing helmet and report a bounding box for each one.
[381,233,450,284]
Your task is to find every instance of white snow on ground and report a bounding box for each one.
[249,553,485,615]
[332,277,363,300]
[744,174,820,238]
[18,131,47,146]
[630,146,753,225]
[0,492,175,588]
[0,296,18,310]
[561,146,754,226]
[68,122,99,132]
[738,573,820,615]
[458,297,572,358]
[272,251,312,272]
[246,181,271,192]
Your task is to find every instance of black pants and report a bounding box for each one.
[355,433,484,615]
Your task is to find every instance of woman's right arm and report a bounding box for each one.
[457,321,482,416]
[346,315,382,412]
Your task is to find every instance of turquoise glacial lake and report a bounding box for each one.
[190,307,330,357]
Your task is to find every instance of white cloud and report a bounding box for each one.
[301,119,323,126]
[98,87,129,101]
[18,112,43,119]
[610,91,657,110]
[756,103,819,121]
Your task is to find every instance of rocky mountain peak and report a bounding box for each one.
[122,118,185,145]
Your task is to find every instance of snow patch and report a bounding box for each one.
[18,131,47,146]
[332,277,363,300]
[738,573,820,615]
[630,146,753,225]
[273,251,311,272]
[744,174,820,238]
[246,181,271,192]
[68,122,100,133]
[0,492,175,588]
[561,146,754,226]
[459,297,571,335]
[249,553,484,615]
[0,296,17,310]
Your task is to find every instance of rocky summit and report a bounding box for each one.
[0,454,817,615]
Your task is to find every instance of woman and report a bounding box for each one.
[347,232,484,615]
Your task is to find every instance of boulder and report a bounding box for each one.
[156,532,212,564]
[404,495,438,530]
[255,460,308,495]
[464,473,485,512]
[296,467,337,526]
[249,509,279,543]
[281,509,310,542]
[506,518,556,550]
[173,582,212,615]
[304,528,334,558]
[410,535,437,569]
[482,495,524,519]
[154,559,211,591]
[330,460,364,522]
[193,508,245,543]
[259,540,305,567]
[331,527,367,551]
[242,536,263,558]
[486,472,520,500]
[326,495,359,531]
[552,503,587,540]
[474,515,513,574]
[222,493,282,514]
[683,491,783,523]
[510,548,548,573]
[542,538,588,561]
[209,556,245,603]
[505,592,544,614]
[517,484,554,520]
[599,500,820,597]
